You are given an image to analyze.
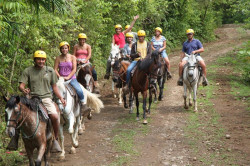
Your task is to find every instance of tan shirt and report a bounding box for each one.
[19,66,58,99]
[135,41,147,61]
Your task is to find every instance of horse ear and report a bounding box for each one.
[3,95,9,102]
[16,96,20,104]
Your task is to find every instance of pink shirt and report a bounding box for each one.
[75,49,89,63]
[58,61,76,79]
[113,33,125,48]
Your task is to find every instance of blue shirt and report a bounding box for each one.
[151,35,166,50]
[182,38,203,55]
[124,43,133,56]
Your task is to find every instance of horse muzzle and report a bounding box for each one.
[7,127,15,138]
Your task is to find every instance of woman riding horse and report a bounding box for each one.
[54,41,91,117]
[104,15,139,79]
[151,27,172,79]
[123,32,135,60]
[73,33,99,92]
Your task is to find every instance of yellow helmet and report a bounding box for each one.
[78,33,87,39]
[125,25,130,30]
[155,27,162,33]
[186,29,195,34]
[34,50,46,59]
[59,41,70,50]
[125,32,134,38]
[115,24,122,29]
[137,30,146,37]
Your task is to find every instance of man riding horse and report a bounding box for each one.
[177,29,208,86]
[7,50,66,152]
[123,30,152,94]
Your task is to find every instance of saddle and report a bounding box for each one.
[30,96,49,121]
[131,60,141,77]
[64,82,80,111]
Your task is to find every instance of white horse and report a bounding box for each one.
[183,53,202,112]
[109,44,123,104]
[56,77,104,160]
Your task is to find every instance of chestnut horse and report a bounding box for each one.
[5,96,54,166]
[129,50,161,124]
[112,59,131,109]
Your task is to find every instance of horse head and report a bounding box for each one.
[149,50,161,84]
[112,58,122,82]
[5,96,21,137]
[186,53,198,77]
[78,65,93,92]
[110,44,121,66]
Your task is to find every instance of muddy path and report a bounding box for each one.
[50,24,250,166]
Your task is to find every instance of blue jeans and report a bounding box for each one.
[126,61,138,84]
[70,78,84,102]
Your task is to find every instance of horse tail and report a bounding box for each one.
[81,87,104,114]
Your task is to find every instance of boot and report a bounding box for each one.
[51,139,62,153]
[202,77,208,86]
[104,61,111,80]
[81,103,91,118]
[167,71,172,80]
[177,77,183,86]
[6,129,19,151]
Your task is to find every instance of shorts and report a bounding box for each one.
[42,98,57,115]
[161,50,168,58]
[182,55,203,62]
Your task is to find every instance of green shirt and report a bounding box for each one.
[19,66,58,99]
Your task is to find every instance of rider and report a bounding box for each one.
[123,30,152,93]
[123,32,134,60]
[125,24,138,43]
[7,50,66,152]
[177,29,208,86]
[73,33,99,91]
[54,41,91,117]
[151,27,172,79]
[104,15,139,79]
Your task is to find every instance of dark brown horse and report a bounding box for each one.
[77,64,99,94]
[4,96,55,166]
[157,57,168,101]
[129,50,161,124]
[112,59,131,108]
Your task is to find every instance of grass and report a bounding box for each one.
[109,92,159,166]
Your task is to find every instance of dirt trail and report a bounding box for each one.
[51,25,249,166]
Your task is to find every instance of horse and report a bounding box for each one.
[77,63,98,93]
[129,50,161,124]
[109,43,123,104]
[4,96,54,166]
[112,58,131,108]
[183,53,202,112]
[157,57,168,101]
[56,77,104,160]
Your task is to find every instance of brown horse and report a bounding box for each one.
[4,96,55,166]
[77,63,99,94]
[112,59,131,108]
[129,50,161,124]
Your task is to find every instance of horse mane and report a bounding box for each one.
[139,50,159,71]
[6,96,39,112]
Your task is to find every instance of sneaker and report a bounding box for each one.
[202,77,208,86]
[167,71,172,80]
[81,103,91,117]
[177,77,183,86]
[104,73,110,80]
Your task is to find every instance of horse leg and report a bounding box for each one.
[35,143,46,166]
[25,147,35,166]
[148,90,152,117]
[59,123,65,160]
[72,116,80,148]
[112,80,116,98]
[142,91,148,124]
[123,92,128,108]
[135,93,140,121]
[183,84,189,109]
[193,84,198,112]
[158,77,163,101]
[78,115,85,135]
[44,137,53,166]
[129,91,133,114]
[68,112,75,134]
[189,90,193,106]
[118,88,122,105]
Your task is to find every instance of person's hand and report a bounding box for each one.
[63,76,69,81]
[83,60,88,63]
[22,88,30,95]
[60,97,66,107]
[134,15,139,20]
[137,52,141,56]
[191,51,196,54]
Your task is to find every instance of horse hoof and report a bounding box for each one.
[136,117,139,121]
[143,120,148,125]
[189,103,193,106]
[129,108,133,114]
[124,104,128,109]
[70,147,76,154]
[194,109,198,113]
[73,142,79,148]
[184,106,189,109]
[59,155,65,161]
[68,129,74,134]
[78,129,84,135]
[114,94,117,98]
[119,102,122,105]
